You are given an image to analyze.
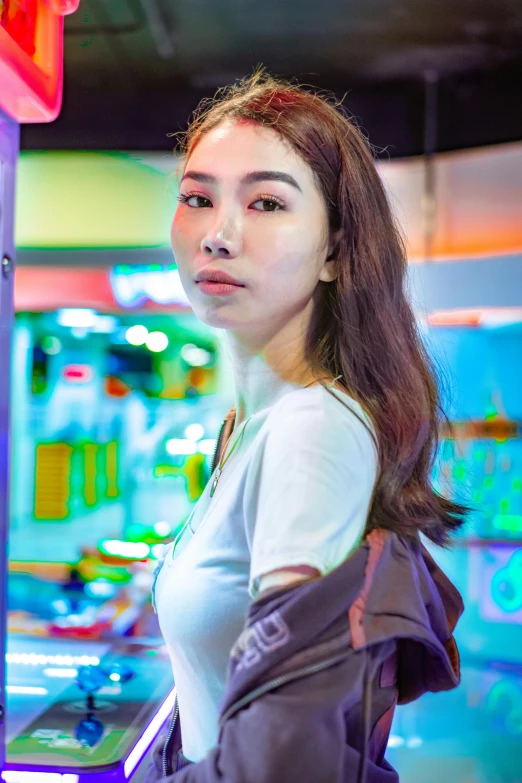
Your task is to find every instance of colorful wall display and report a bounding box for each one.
[429,323,522,542]
[13,143,522,260]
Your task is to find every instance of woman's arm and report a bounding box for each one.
[257,565,321,592]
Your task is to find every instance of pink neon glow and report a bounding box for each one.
[63,365,93,383]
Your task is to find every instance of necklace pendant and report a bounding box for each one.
[210,468,221,498]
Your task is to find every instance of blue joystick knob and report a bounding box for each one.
[76,665,108,694]
[75,716,104,747]
[101,662,135,684]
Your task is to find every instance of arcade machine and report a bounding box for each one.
[0,4,177,780]
[7,299,222,642]
[388,309,522,781]
[427,311,522,662]
[9,267,223,567]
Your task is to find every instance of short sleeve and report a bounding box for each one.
[243,387,378,599]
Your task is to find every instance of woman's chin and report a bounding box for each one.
[192,305,247,332]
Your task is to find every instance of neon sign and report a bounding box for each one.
[0,0,80,122]
[109,265,190,309]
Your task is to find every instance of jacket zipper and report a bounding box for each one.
[162,696,179,778]
[219,649,352,727]
[210,419,227,476]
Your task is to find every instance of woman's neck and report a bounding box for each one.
[232,366,308,428]
[224,301,345,428]
[225,330,323,429]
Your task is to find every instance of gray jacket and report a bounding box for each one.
[148,528,463,783]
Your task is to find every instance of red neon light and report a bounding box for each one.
[1,0,38,57]
[63,364,93,383]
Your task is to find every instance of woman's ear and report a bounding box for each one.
[319,229,343,283]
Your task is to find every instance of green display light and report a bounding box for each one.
[492,515,522,532]
[41,336,62,355]
[125,523,149,542]
[453,463,467,481]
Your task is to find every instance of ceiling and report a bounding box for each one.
[21,0,522,157]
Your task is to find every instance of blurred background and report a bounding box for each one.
[2,2,522,782]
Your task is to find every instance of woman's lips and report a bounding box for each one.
[196,280,244,296]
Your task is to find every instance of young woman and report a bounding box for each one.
[149,69,467,783]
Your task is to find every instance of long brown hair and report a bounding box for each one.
[173,67,469,547]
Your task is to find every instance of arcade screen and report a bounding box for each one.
[10,308,222,571]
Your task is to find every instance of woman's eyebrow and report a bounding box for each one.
[180,170,302,193]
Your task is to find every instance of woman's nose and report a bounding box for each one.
[200,215,242,258]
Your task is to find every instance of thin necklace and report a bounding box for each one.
[209,414,253,497]
[209,374,342,498]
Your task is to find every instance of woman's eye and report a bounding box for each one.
[251,197,284,212]
[177,193,284,211]
[178,193,212,208]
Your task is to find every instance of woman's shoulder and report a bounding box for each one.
[258,382,378,471]
[268,382,375,439]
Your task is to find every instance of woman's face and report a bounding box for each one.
[171,119,337,336]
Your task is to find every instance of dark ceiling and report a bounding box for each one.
[21,0,522,158]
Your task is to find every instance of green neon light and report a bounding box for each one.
[453,463,467,481]
[492,515,522,532]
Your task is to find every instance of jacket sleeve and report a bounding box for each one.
[166,644,396,783]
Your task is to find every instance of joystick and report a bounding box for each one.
[75,664,108,711]
[74,714,105,747]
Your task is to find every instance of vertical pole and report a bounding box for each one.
[423,70,439,263]
[0,108,19,767]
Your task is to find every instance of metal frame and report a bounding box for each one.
[0,107,19,770]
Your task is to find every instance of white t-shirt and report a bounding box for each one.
[154,383,378,762]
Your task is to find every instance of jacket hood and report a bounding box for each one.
[220,529,463,716]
